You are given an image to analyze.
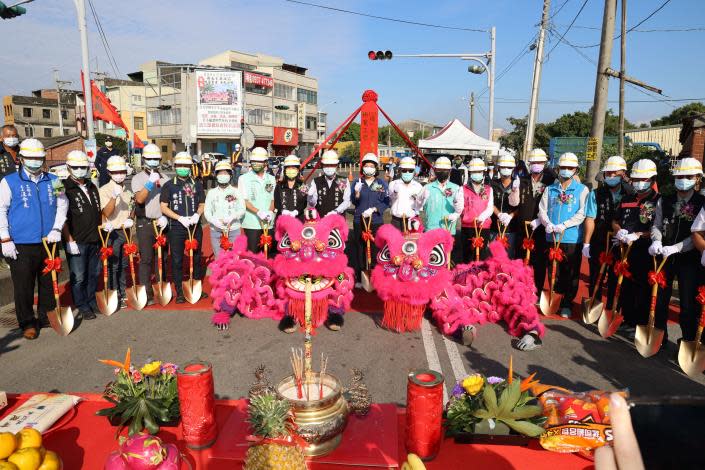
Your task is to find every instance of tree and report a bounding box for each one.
[377,125,407,147]
[498,116,550,153]
[650,102,705,127]
[339,122,360,142]
[340,141,360,162]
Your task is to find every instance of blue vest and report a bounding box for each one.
[544,179,587,244]
[6,170,59,244]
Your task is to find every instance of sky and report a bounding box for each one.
[1,0,703,138]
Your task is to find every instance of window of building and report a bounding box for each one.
[61,110,68,120]
[245,83,271,96]
[273,83,295,100]
[297,88,317,105]
[63,129,70,136]
[43,127,52,137]
[25,126,33,137]
[134,116,144,130]
[43,109,51,119]
[274,111,295,128]
[161,145,168,153]
[23,108,32,118]
[147,108,181,126]
[247,108,272,125]
[305,115,317,131]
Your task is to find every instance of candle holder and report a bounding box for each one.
[177,360,218,449]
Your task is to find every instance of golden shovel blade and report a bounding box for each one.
[583,299,604,325]
[361,271,374,293]
[677,341,705,378]
[47,307,74,336]
[96,289,119,316]
[634,324,665,358]
[182,279,203,304]
[127,285,148,310]
[152,282,172,306]
[539,291,562,316]
[598,309,623,338]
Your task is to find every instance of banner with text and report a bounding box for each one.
[196,70,243,136]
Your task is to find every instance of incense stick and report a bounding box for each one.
[290,348,304,399]
[319,353,329,400]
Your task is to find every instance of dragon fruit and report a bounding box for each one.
[104,434,183,470]
[159,443,182,470]
[104,451,128,470]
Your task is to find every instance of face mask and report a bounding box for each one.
[499,168,513,177]
[363,166,376,177]
[176,167,191,178]
[323,167,337,177]
[145,158,160,168]
[23,158,43,172]
[285,168,298,179]
[3,137,19,148]
[632,181,650,192]
[217,174,231,185]
[559,169,575,179]
[70,167,87,179]
[106,142,113,148]
[111,173,126,184]
[401,172,414,183]
[470,173,484,183]
[530,164,544,174]
[251,163,264,173]
[435,171,449,182]
[675,178,695,191]
[604,176,621,187]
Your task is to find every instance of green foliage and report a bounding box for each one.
[650,102,705,127]
[340,141,360,162]
[339,122,360,142]
[96,132,128,155]
[498,116,551,154]
[248,393,295,439]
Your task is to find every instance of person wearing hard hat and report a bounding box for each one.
[205,161,245,257]
[611,158,660,331]
[582,156,633,300]
[450,154,467,186]
[388,156,423,231]
[274,154,307,221]
[95,136,119,187]
[307,150,351,217]
[159,152,206,303]
[98,155,135,310]
[460,158,494,262]
[420,156,463,233]
[131,143,169,305]
[650,158,704,346]
[63,150,102,320]
[491,154,521,259]
[538,152,590,318]
[0,138,68,339]
[0,124,20,181]
[238,147,275,253]
[517,148,557,292]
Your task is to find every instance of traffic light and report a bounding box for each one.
[0,1,27,19]
[368,50,393,61]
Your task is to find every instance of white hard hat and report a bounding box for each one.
[672,157,703,177]
[361,153,379,166]
[558,152,579,168]
[321,150,339,165]
[250,147,269,162]
[434,156,452,170]
[19,138,45,158]
[468,158,487,172]
[399,157,415,170]
[214,160,232,173]
[527,148,548,163]
[66,150,88,167]
[283,154,300,167]
[497,155,516,168]
[173,151,193,166]
[143,143,161,159]
[107,155,127,172]
[601,155,627,173]
[630,159,657,179]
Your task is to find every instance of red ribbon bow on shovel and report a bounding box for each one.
[42,257,62,274]
[696,286,705,306]
[100,246,114,261]
[599,251,614,266]
[361,231,375,243]
[613,260,632,278]
[184,239,199,252]
[522,238,535,251]
[647,270,667,288]
[123,242,138,256]
[473,237,485,249]
[220,235,233,251]
[152,234,167,249]
[259,234,272,248]
[549,246,565,262]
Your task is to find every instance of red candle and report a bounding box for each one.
[406,369,444,460]
[177,361,218,449]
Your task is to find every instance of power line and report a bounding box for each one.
[550,0,573,20]
[87,0,120,77]
[493,97,705,104]
[555,24,705,33]
[545,0,590,60]
[284,0,487,32]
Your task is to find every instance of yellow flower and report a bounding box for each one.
[462,374,484,395]
[140,361,162,376]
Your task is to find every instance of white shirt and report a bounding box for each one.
[388,179,424,218]
[307,176,351,214]
[0,168,68,239]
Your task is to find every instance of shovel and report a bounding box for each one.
[598,243,633,338]
[678,290,705,377]
[123,227,147,310]
[582,231,613,324]
[151,220,172,306]
[96,225,119,316]
[361,215,374,292]
[182,224,202,304]
[539,232,565,316]
[635,256,669,357]
[42,239,74,336]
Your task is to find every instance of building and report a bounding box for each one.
[40,134,84,166]
[625,124,682,156]
[3,89,78,139]
[397,119,442,139]
[679,114,705,162]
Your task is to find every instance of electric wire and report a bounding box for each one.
[87,0,121,77]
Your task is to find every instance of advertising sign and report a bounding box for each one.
[273,127,299,146]
[196,70,243,136]
[244,72,274,88]
[297,102,306,134]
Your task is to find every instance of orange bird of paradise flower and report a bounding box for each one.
[99,348,131,373]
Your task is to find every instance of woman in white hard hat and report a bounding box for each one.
[612,158,660,331]
[307,150,351,217]
[538,152,590,318]
[388,156,423,231]
[491,155,520,258]
[274,154,307,221]
[205,161,246,257]
[239,147,276,253]
[460,158,493,262]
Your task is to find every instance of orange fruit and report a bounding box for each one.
[0,431,18,459]
[0,461,20,470]
[37,450,62,470]
[8,447,42,470]
[15,429,41,450]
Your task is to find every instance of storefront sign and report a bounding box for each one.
[273,127,299,146]
[196,70,243,136]
[297,103,306,134]
[244,72,274,88]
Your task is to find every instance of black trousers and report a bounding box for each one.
[546,242,582,308]
[460,227,491,263]
[520,226,549,293]
[168,225,203,296]
[243,228,277,256]
[352,222,381,281]
[136,218,168,289]
[8,244,56,330]
[619,239,652,327]
[391,215,412,232]
[656,252,700,339]
[588,243,618,308]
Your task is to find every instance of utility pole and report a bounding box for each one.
[488,26,496,141]
[587,0,617,187]
[523,0,551,160]
[53,69,71,136]
[618,0,627,156]
[74,0,94,140]
[470,92,475,131]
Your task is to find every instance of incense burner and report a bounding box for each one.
[276,372,349,456]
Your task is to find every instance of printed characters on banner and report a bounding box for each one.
[196,70,243,136]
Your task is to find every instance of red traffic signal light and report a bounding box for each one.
[368,50,393,61]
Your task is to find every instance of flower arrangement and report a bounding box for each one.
[677,201,696,221]
[225,194,237,203]
[52,179,65,197]
[639,201,655,224]
[370,181,383,192]
[557,192,574,205]
[183,184,194,198]
[96,348,180,436]
[444,188,454,198]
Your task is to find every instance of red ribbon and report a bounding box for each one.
[259,234,272,248]
[613,260,632,278]
[497,236,509,249]
[599,251,614,266]
[696,286,705,306]
[361,231,375,243]
[549,246,565,262]
[123,242,138,256]
[472,237,485,249]
[184,239,199,252]
[647,270,667,288]
[42,257,62,274]
[220,235,233,251]
[522,238,535,251]
[100,246,113,261]
[152,234,167,249]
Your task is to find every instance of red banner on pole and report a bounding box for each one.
[80,71,128,130]
[359,90,379,158]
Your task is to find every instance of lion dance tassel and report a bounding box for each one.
[382,300,425,332]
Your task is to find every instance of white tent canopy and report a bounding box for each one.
[418,118,500,153]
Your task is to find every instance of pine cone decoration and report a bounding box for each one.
[345,368,371,416]
[249,364,276,399]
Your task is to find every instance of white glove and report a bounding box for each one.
[529,218,541,230]
[222,215,233,225]
[213,221,226,231]
[102,222,113,232]
[354,181,363,193]
[498,212,512,226]
[112,186,122,198]
[66,241,80,255]
[189,213,200,226]
[476,214,488,225]
[447,213,459,223]
[553,223,566,234]
[122,218,134,229]
[148,171,161,184]
[290,210,298,217]
[362,207,376,218]
[265,211,275,221]
[2,241,18,259]
[178,216,190,228]
[648,241,663,256]
[624,232,640,243]
[281,210,294,217]
[46,229,62,243]
[257,210,269,221]
[545,223,555,234]
[582,244,591,259]
[512,177,520,190]
[616,229,629,242]
[156,216,168,229]
[661,245,680,258]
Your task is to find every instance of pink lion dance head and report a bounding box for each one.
[371,225,453,332]
[273,213,354,327]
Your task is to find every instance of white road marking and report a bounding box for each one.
[443,334,468,384]
[421,317,448,403]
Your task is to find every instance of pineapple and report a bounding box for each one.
[244,392,307,470]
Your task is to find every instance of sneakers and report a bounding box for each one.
[81,310,97,320]
[559,308,572,319]
[23,327,38,340]
[146,297,156,307]
[38,317,51,329]
[119,296,128,309]
[460,325,477,347]
[175,295,187,304]
[278,316,297,334]
[325,313,344,331]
